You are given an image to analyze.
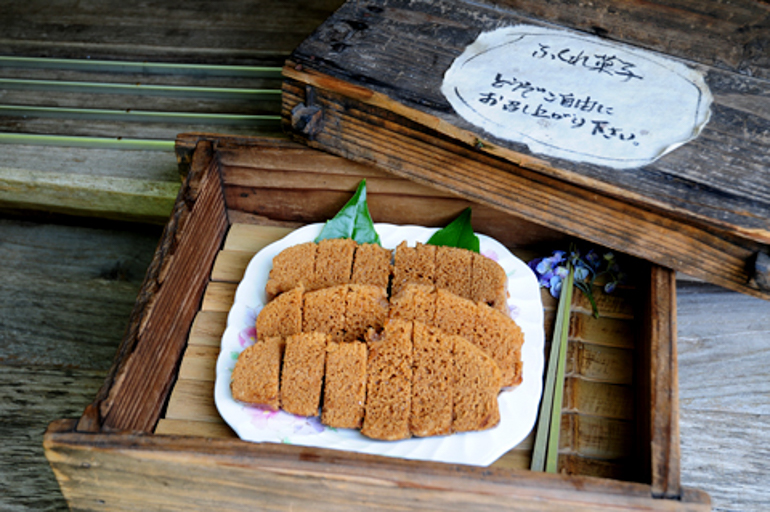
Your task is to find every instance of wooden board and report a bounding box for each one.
[0,215,161,511]
[281,0,770,300]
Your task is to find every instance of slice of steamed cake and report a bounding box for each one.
[474,303,524,388]
[435,246,473,299]
[344,284,389,342]
[303,285,348,343]
[471,253,508,313]
[388,283,436,325]
[392,241,436,297]
[361,320,413,441]
[230,336,285,410]
[322,340,367,428]
[255,287,303,340]
[410,322,453,437]
[280,332,328,417]
[434,288,477,341]
[314,238,356,289]
[351,243,392,289]
[265,242,317,301]
[452,336,502,433]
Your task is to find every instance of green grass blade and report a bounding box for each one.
[545,267,575,473]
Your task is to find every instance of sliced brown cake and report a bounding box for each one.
[255,286,303,340]
[434,288,477,341]
[344,284,389,342]
[280,332,328,417]
[392,241,436,296]
[410,322,453,437]
[314,238,357,289]
[361,320,413,441]
[471,253,508,313]
[474,303,524,388]
[435,246,473,299]
[322,340,368,428]
[265,242,317,301]
[452,336,502,433]
[303,285,348,343]
[230,336,285,410]
[351,243,392,289]
[388,283,436,325]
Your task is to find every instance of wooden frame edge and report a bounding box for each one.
[78,140,229,433]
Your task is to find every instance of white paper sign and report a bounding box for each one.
[442,25,712,169]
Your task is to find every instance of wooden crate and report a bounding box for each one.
[44,134,709,510]
[281,0,770,301]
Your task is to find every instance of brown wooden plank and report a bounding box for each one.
[647,266,681,498]
[283,0,770,247]
[188,311,228,347]
[483,0,770,79]
[155,418,236,438]
[44,420,711,511]
[97,140,228,433]
[0,0,346,66]
[282,79,768,300]
[165,379,220,423]
[210,249,254,283]
[201,281,237,312]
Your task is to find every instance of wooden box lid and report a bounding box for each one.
[281,0,770,300]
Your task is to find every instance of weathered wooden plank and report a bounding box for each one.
[0,0,346,66]
[201,281,237,312]
[484,0,770,79]
[154,418,236,438]
[44,420,711,511]
[189,311,229,347]
[99,141,228,432]
[0,62,283,88]
[0,367,106,512]
[0,116,283,141]
[282,80,768,300]
[0,217,162,368]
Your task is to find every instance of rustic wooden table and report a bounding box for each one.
[1,1,768,511]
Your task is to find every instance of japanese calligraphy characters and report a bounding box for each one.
[442,25,712,169]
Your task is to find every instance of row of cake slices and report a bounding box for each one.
[265,238,509,314]
[231,319,502,440]
[254,283,523,388]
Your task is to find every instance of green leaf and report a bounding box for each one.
[426,208,480,253]
[315,180,381,245]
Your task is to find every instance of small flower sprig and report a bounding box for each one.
[528,245,625,318]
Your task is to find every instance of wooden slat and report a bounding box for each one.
[189,311,229,347]
[178,345,218,382]
[647,266,681,498]
[223,223,294,252]
[44,420,711,512]
[155,418,236,438]
[165,379,220,423]
[201,281,237,312]
[99,141,228,432]
[210,249,255,283]
[0,0,346,66]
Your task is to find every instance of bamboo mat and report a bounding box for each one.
[157,223,638,477]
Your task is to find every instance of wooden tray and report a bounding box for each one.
[44,134,710,510]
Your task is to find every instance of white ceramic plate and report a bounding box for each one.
[214,223,544,466]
